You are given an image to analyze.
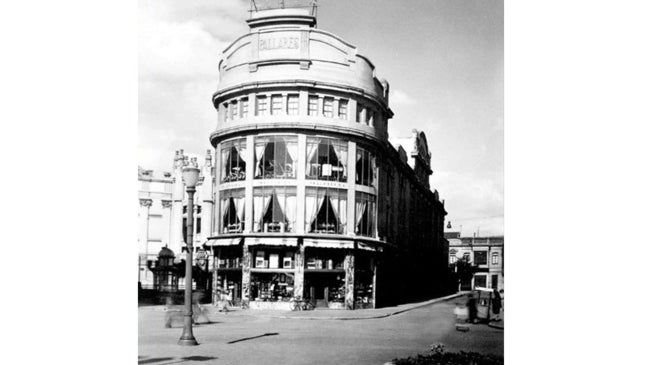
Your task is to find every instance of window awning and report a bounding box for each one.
[358,241,381,252]
[206,237,243,246]
[303,238,354,249]
[245,237,298,247]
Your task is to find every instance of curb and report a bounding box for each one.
[257,292,467,321]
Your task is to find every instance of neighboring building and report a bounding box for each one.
[204,4,448,310]
[446,232,504,291]
[138,150,215,289]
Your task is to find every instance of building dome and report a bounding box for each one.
[157,246,175,259]
[210,7,392,147]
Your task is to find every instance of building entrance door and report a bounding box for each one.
[491,274,498,290]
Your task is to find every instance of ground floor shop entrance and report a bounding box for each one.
[207,237,379,310]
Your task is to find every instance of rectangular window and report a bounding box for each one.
[305,187,347,234]
[308,95,318,116]
[474,275,487,289]
[323,97,334,118]
[241,98,249,118]
[338,99,348,120]
[355,147,376,187]
[491,253,499,265]
[356,104,364,123]
[196,218,201,234]
[366,108,374,126]
[355,192,376,237]
[220,188,245,233]
[253,186,297,233]
[256,95,268,116]
[450,255,457,264]
[223,102,229,121]
[306,137,348,182]
[220,138,247,182]
[254,135,298,179]
[474,251,488,265]
[271,94,283,115]
[287,94,299,115]
[231,100,238,119]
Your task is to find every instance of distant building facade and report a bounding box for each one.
[446,232,504,291]
[138,150,215,289]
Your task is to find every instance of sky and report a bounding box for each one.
[139,0,504,237]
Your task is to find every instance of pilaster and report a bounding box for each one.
[294,241,305,299]
[347,141,357,235]
[241,244,251,308]
[244,135,255,233]
[344,250,355,310]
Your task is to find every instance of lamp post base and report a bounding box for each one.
[178,336,199,346]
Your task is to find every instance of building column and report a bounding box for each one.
[333,98,340,119]
[241,243,251,308]
[139,198,152,285]
[372,256,378,309]
[347,141,357,235]
[201,149,215,240]
[244,135,255,233]
[161,200,172,248]
[349,99,358,123]
[170,151,186,255]
[344,250,355,310]
[296,134,306,234]
[299,90,308,116]
[212,248,220,304]
[294,241,305,299]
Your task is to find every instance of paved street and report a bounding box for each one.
[139,295,503,365]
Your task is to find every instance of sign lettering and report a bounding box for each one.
[259,37,300,51]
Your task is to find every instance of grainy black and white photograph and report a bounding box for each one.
[5,0,650,364]
[137,0,503,364]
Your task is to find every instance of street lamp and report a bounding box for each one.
[178,158,200,346]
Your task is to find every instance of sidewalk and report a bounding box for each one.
[205,292,467,320]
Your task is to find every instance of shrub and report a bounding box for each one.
[392,343,503,365]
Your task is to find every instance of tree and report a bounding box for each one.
[452,256,476,291]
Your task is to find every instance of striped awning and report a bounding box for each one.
[303,238,354,249]
[245,237,298,247]
[205,237,243,246]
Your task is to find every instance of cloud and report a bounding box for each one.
[139,0,248,172]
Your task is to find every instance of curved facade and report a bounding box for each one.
[207,8,448,310]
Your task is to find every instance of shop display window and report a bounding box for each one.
[253,186,297,233]
[355,147,376,187]
[355,192,376,237]
[220,138,247,182]
[306,137,347,182]
[220,188,245,233]
[250,273,295,302]
[254,135,297,179]
[253,249,295,269]
[305,187,347,234]
[305,249,344,270]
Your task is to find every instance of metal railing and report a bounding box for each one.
[249,0,318,18]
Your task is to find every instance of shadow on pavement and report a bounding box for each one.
[138,357,174,364]
[139,356,218,365]
[227,332,279,344]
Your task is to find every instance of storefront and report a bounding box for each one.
[207,237,380,310]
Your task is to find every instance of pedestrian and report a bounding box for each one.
[491,288,502,321]
[466,293,477,323]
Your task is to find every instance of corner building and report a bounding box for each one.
[207,7,448,310]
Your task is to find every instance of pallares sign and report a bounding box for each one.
[259,37,300,51]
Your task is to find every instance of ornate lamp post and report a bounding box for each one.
[178,158,200,346]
